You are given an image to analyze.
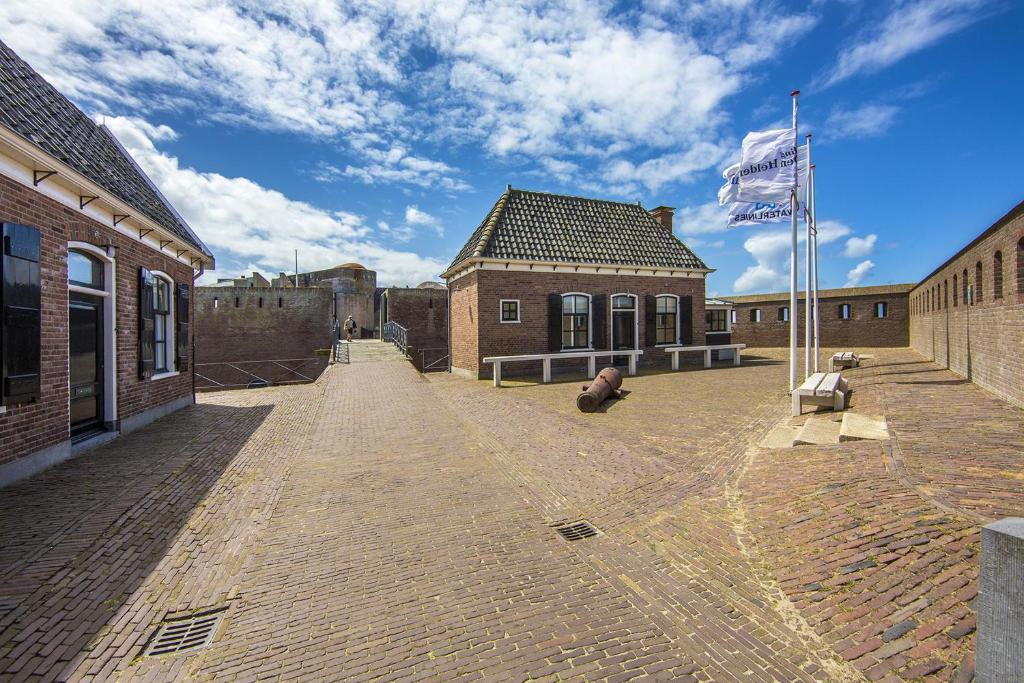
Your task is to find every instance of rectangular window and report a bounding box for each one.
[153,278,170,372]
[750,308,762,323]
[730,309,737,324]
[838,303,852,320]
[655,295,676,344]
[778,306,789,322]
[706,309,727,332]
[561,295,589,349]
[875,302,888,318]
[500,299,520,323]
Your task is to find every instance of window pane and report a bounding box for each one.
[656,296,673,313]
[613,295,633,309]
[68,251,103,288]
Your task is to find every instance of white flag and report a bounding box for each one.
[796,144,808,193]
[727,200,793,227]
[717,162,739,206]
[735,128,797,202]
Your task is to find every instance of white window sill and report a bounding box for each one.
[560,347,594,353]
[150,371,180,381]
[499,319,521,324]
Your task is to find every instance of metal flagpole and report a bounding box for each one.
[789,89,800,393]
[804,133,812,377]
[811,164,821,372]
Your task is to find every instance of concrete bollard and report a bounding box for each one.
[977,517,1024,682]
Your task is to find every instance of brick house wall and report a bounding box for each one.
[450,269,705,379]
[382,287,449,369]
[909,202,1024,407]
[728,285,912,348]
[194,286,333,387]
[0,173,195,470]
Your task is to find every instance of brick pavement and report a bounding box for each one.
[0,342,1019,681]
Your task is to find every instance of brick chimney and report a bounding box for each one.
[650,206,675,233]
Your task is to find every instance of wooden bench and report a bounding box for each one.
[830,351,859,372]
[663,343,746,370]
[792,372,848,416]
[482,350,644,387]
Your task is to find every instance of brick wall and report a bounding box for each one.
[382,287,449,369]
[194,286,333,386]
[449,269,706,378]
[910,202,1024,407]
[728,285,912,348]
[0,173,194,467]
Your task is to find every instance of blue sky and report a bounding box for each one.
[1,0,1020,292]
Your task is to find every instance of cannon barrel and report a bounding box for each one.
[576,366,623,412]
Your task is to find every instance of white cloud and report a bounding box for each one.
[823,0,989,87]
[845,259,875,287]
[600,141,732,194]
[675,201,730,236]
[316,138,471,191]
[732,219,850,293]
[843,233,878,258]
[102,116,446,286]
[825,104,900,140]
[404,205,444,238]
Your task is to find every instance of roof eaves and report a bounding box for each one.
[472,188,511,258]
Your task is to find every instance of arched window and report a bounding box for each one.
[561,293,590,349]
[655,295,678,345]
[994,250,1003,299]
[943,280,948,308]
[962,269,969,304]
[953,274,958,306]
[1018,238,1024,294]
[975,262,983,303]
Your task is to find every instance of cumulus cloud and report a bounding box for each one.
[845,259,875,287]
[843,234,878,258]
[732,219,850,293]
[102,116,446,286]
[675,201,730,236]
[822,0,990,87]
[404,205,444,238]
[825,105,900,140]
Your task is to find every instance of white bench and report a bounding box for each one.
[792,372,848,416]
[663,343,746,370]
[830,351,859,372]
[482,350,644,387]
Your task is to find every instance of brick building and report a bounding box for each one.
[272,263,377,338]
[194,286,334,389]
[379,285,449,370]
[909,200,1024,407]
[0,42,214,485]
[727,284,913,348]
[442,187,710,379]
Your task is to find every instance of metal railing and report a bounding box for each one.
[382,321,409,355]
[333,340,350,364]
[419,347,450,373]
[195,358,327,390]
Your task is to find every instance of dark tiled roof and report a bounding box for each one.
[448,188,709,272]
[0,41,211,257]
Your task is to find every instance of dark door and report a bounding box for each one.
[611,308,635,366]
[69,294,104,438]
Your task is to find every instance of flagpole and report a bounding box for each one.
[789,89,799,393]
[804,133,812,377]
[811,164,821,372]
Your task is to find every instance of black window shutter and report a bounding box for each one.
[547,293,562,352]
[644,294,656,347]
[138,268,155,379]
[175,282,189,371]
[591,293,607,350]
[680,295,693,345]
[1,223,41,406]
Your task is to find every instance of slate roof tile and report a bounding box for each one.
[449,188,708,272]
[0,41,211,258]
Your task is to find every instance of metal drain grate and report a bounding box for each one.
[554,520,599,541]
[142,608,226,657]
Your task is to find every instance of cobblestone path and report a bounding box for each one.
[0,342,1020,682]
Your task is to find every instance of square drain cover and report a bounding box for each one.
[554,520,599,541]
[143,608,226,657]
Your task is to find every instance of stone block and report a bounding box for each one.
[794,417,841,446]
[839,413,890,442]
[977,517,1024,682]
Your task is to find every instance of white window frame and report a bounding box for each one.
[67,242,117,423]
[730,309,737,325]
[609,292,639,351]
[150,271,178,380]
[499,299,520,323]
[653,293,679,347]
[561,292,593,351]
[779,306,789,322]
[839,303,852,320]
[751,308,763,323]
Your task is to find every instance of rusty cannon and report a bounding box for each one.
[576,367,624,413]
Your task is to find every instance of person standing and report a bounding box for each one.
[344,315,357,342]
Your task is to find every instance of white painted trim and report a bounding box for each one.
[498,299,520,323]
[560,292,592,350]
[610,292,639,353]
[68,241,118,426]
[150,271,176,375]
[0,128,212,269]
[654,293,680,346]
[443,258,711,283]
